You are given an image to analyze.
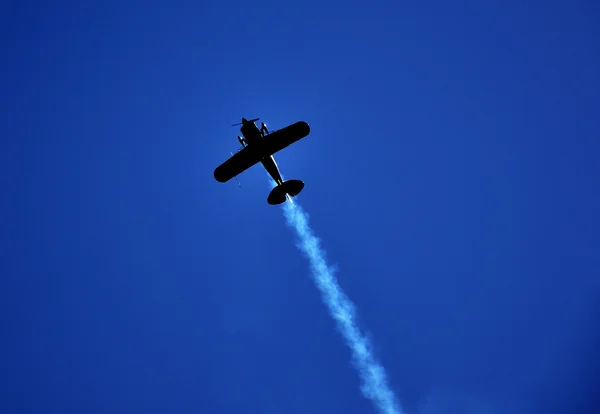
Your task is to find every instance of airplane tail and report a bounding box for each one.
[267,179,305,205]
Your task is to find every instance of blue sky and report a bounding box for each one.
[2,1,599,413]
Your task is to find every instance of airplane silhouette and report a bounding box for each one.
[213,117,310,205]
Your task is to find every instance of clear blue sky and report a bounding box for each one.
[2,1,599,413]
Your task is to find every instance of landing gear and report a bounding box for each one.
[260,122,269,137]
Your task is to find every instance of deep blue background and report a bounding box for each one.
[2,1,599,413]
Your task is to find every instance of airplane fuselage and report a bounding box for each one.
[240,120,283,186]
[239,120,262,145]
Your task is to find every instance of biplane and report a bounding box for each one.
[213,117,311,205]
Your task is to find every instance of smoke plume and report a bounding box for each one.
[278,196,403,414]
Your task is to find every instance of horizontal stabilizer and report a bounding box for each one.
[267,179,305,205]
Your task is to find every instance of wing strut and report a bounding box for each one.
[230,151,242,188]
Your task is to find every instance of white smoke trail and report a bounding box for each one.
[277,193,403,414]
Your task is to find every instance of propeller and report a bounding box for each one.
[231,117,259,126]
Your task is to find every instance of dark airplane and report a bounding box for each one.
[213,117,311,205]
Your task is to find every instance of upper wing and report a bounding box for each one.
[259,121,310,158]
[213,121,310,183]
[213,145,264,183]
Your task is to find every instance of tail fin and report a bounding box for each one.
[267,179,305,205]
